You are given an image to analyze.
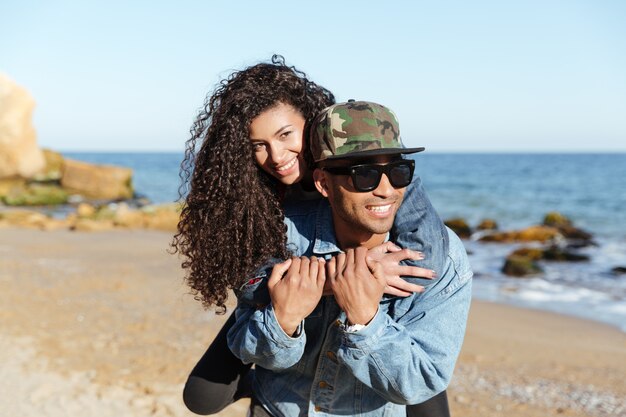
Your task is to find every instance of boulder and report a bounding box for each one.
[476,219,498,231]
[508,245,589,263]
[71,218,115,232]
[444,218,472,239]
[480,225,562,243]
[33,149,65,181]
[0,209,51,229]
[0,74,46,178]
[542,246,590,262]
[543,211,594,245]
[509,247,544,261]
[113,203,146,228]
[61,159,133,200]
[141,204,181,232]
[611,267,626,276]
[502,255,543,277]
[0,178,27,198]
[543,211,572,228]
[76,203,97,218]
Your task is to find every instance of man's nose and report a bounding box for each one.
[372,173,395,197]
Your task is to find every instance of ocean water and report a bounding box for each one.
[64,152,626,331]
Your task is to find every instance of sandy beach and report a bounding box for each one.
[1,228,624,417]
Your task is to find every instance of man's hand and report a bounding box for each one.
[268,257,326,336]
[368,242,437,297]
[328,247,386,326]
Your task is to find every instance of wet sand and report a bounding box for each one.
[0,228,624,417]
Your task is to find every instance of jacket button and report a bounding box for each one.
[314,405,322,412]
[326,351,337,361]
[319,381,328,388]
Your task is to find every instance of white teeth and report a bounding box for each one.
[367,204,391,213]
[276,158,297,171]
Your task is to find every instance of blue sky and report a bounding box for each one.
[1,1,625,152]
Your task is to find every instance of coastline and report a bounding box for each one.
[1,228,624,417]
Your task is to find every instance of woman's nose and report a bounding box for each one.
[268,145,286,164]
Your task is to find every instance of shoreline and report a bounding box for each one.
[1,228,625,417]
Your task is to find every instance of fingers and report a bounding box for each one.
[396,265,437,280]
[335,252,346,278]
[299,256,310,277]
[384,241,402,253]
[383,285,413,297]
[316,258,326,287]
[383,248,424,264]
[368,241,402,257]
[326,256,337,280]
[347,248,355,271]
[268,258,293,288]
[365,256,385,281]
[308,256,319,281]
[385,276,426,294]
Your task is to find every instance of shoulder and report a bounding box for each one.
[283,199,328,256]
[283,197,324,218]
[445,227,473,281]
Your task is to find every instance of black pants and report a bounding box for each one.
[183,312,450,417]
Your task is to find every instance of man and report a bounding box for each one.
[228,101,472,417]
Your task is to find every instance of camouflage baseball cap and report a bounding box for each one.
[309,100,424,162]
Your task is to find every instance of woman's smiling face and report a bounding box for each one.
[249,102,308,185]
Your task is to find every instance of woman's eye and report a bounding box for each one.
[252,143,266,152]
[280,131,291,139]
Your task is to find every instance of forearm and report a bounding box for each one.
[227,302,306,371]
[337,275,472,404]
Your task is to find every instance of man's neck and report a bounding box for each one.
[333,222,387,250]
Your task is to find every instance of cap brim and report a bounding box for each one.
[320,147,425,161]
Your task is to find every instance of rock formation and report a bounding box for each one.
[0,73,46,178]
[61,159,133,200]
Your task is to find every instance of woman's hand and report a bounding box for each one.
[327,248,386,326]
[367,242,436,297]
[268,257,326,336]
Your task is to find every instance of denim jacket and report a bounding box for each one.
[227,191,473,417]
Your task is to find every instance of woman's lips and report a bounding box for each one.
[274,157,298,176]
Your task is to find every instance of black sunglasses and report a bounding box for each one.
[322,159,415,192]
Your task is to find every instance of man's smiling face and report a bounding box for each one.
[314,155,407,247]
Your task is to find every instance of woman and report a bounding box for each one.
[172,55,450,417]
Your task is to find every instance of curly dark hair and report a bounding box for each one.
[171,55,335,312]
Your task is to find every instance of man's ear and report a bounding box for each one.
[313,168,330,197]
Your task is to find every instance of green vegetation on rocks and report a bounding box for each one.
[502,255,544,277]
[2,183,68,206]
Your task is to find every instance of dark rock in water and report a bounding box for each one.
[542,211,594,246]
[477,219,498,231]
[542,245,590,262]
[558,225,594,242]
[502,255,543,277]
[508,245,589,263]
[509,247,544,261]
[445,218,472,239]
[566,240,598,249]
[479,225,562,243]
[611,267,626,276]
[543,211,572,228]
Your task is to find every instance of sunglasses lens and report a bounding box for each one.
[353,166,381,191]
[389,164,413,187]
